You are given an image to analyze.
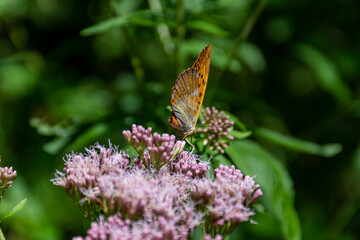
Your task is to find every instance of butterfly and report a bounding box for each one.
[169,44,211,145]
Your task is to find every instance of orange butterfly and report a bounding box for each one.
[169,44,211,145]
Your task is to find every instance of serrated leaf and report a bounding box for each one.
[254,127,342,157]
[0,198,27,223]
[226,140,301,240]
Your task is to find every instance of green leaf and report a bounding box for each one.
[254,127,342,157]
[229,129,252,139]
[293,43,351,105]
[0,198,27,223]
[80,16,130,36]
[226,140,301,240]
[187,21,229,37]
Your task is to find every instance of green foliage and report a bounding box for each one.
[293,43,352,105]
[0,0,359,239]
[0,199,27,223]
[254,127,342,157]
[227,140,301,240]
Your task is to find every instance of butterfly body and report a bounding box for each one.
[169,45,211,140]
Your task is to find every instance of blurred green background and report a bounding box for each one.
[0,0,359,239]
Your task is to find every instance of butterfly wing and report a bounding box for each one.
[191,44,211,123]
[169,68,200,138]
[169,44,211,139]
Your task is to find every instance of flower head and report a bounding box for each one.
[51,142,130,199]
[0,157,17,190]
[123,124,185,170]
[215,165,262,206]
[201,164,262,236]
[73,214,132,240]
[198,107,234,154]
[171,151,210,178]
[75,183,203,240]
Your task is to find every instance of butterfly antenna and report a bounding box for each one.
[185,138,195,154]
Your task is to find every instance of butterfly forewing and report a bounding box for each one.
[169,44,211,139]
[192,45,211,123]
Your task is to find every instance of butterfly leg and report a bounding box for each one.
[185,138,195,154]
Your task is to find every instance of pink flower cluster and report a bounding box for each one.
[123,124,185,170]
[52,125,262,239]
[209,165,262,229]
[170,151,210,178]
[51,142,130,216]
[73,213,200,240]
[198,107,235,153]
[0,157,17,190]
[69,167,203,239]
[190,165,262,236]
